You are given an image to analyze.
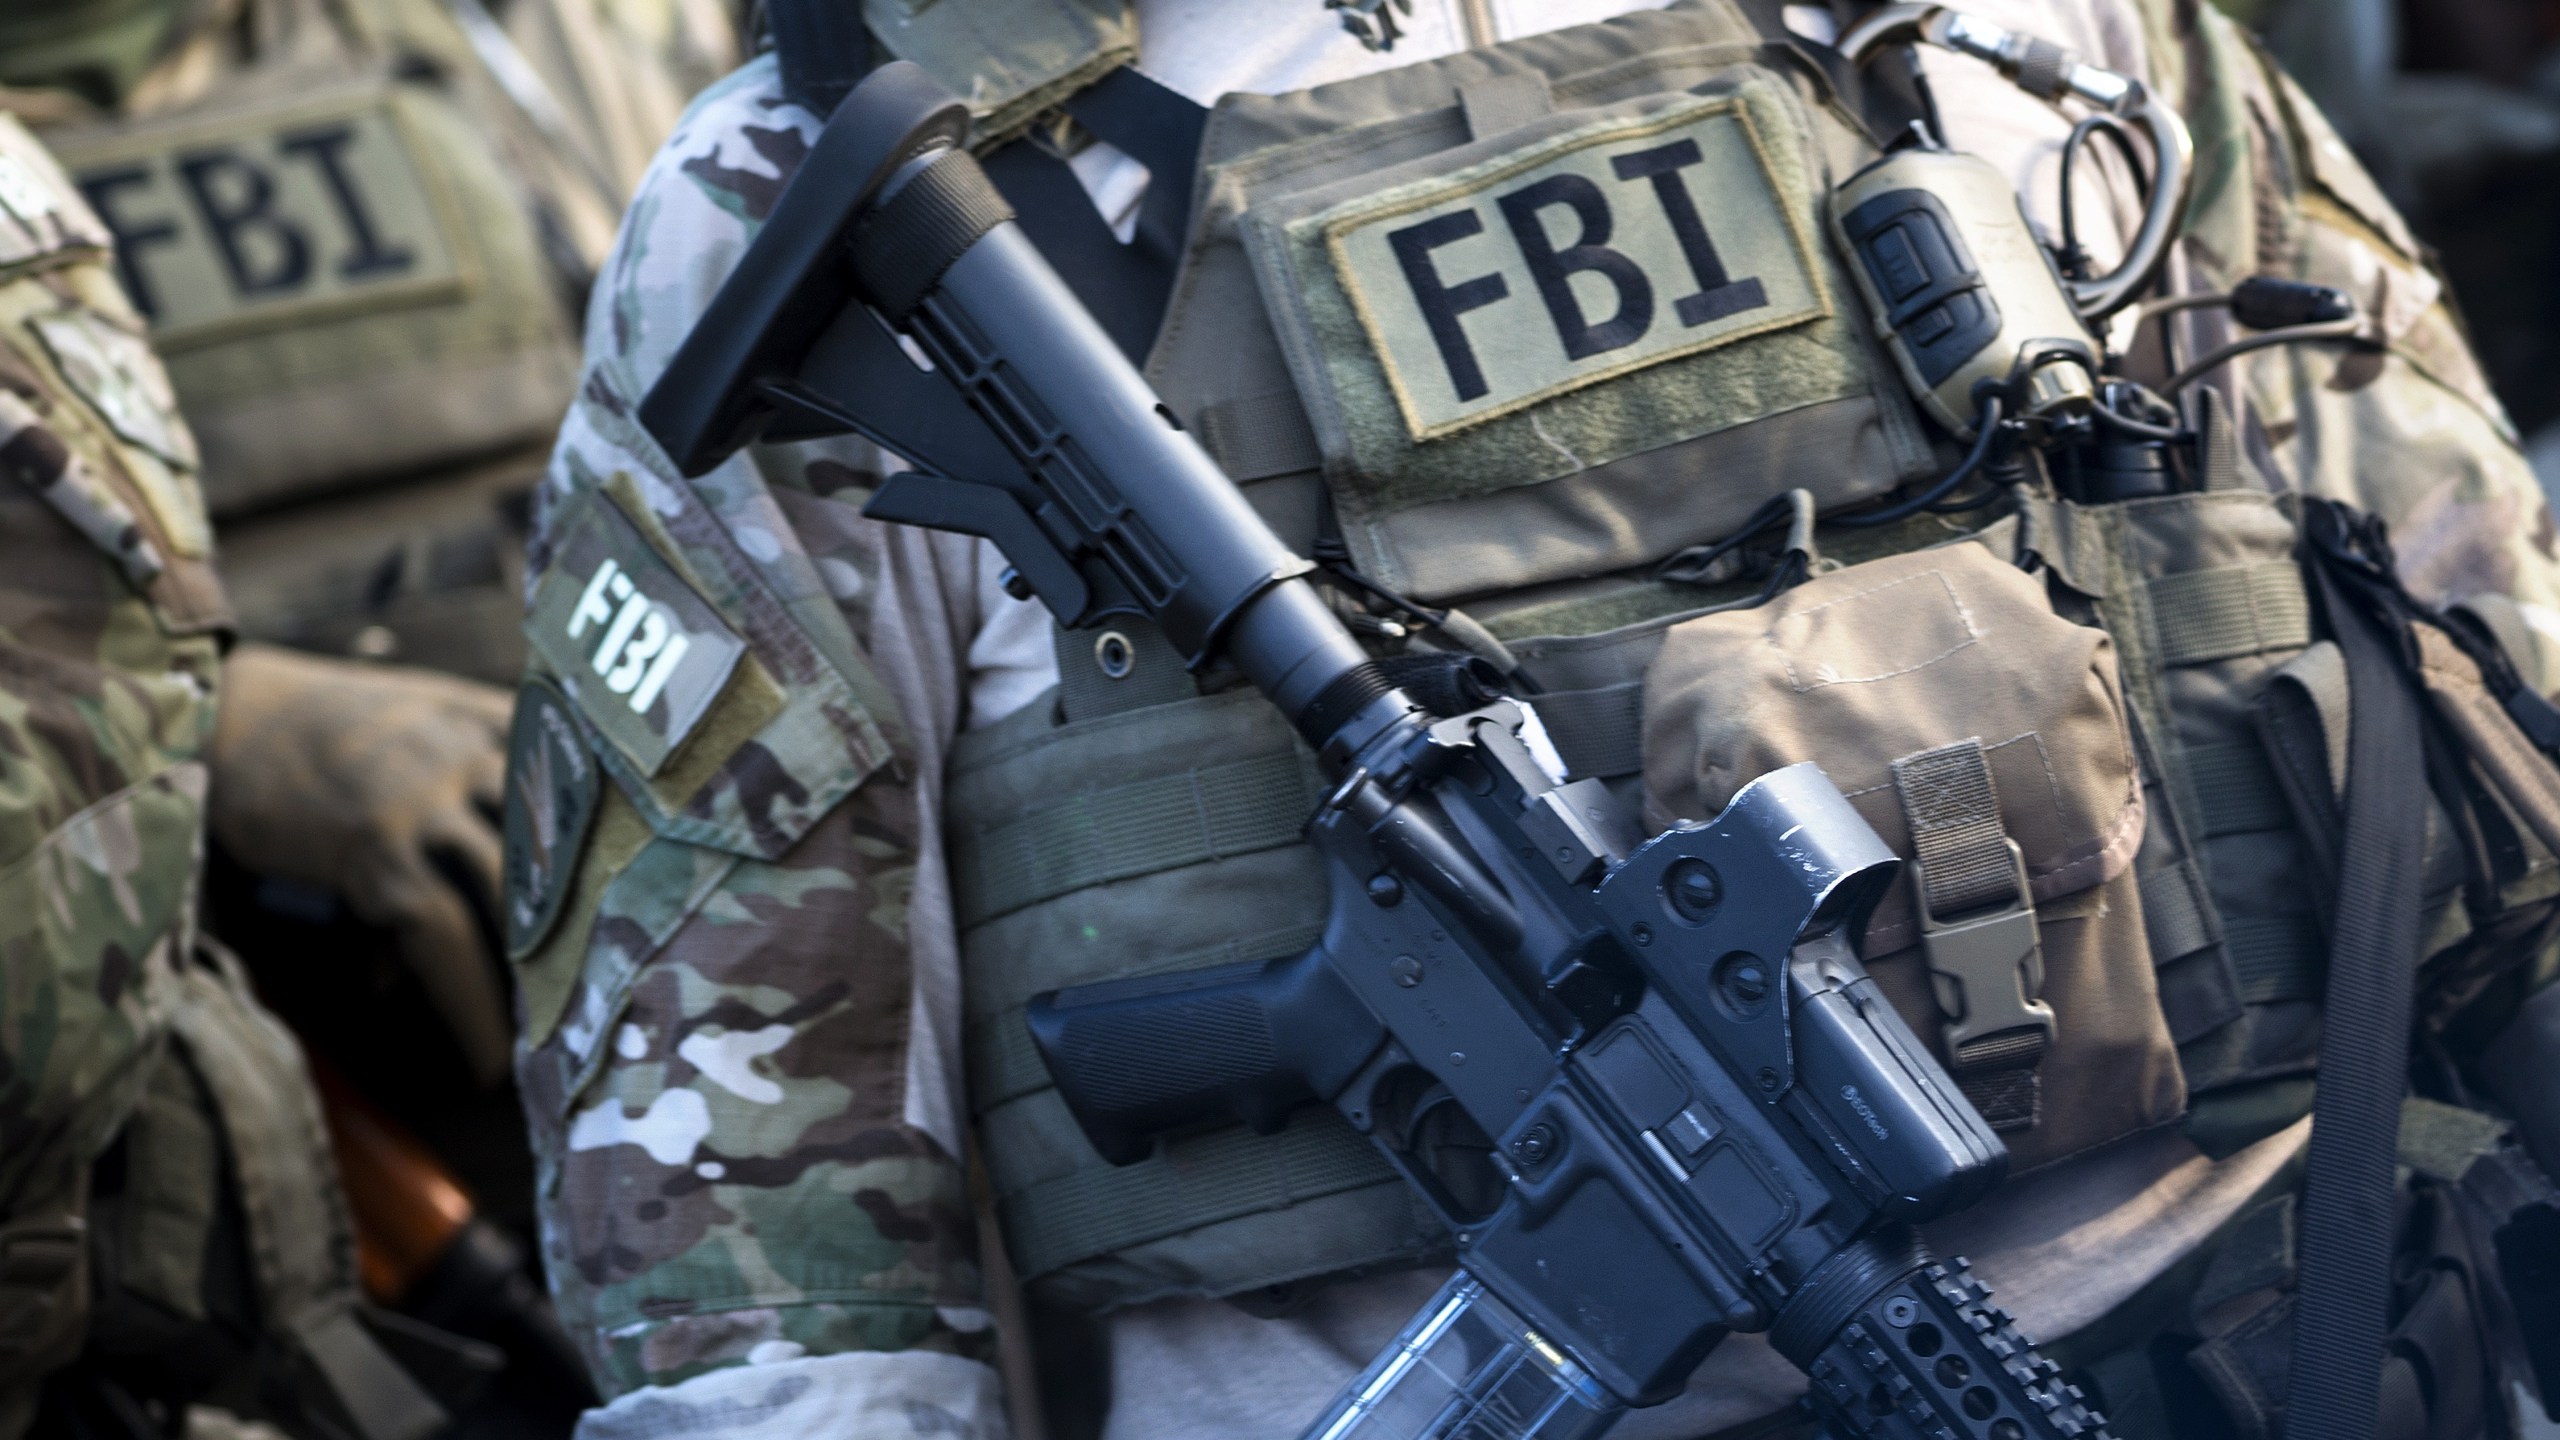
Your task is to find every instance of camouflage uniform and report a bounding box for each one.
[0,112,448,1440]
[512,49,1060,1432]
[523,2,2560,1437]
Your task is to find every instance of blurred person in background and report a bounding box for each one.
[0,0,737,1434]
[2231,0,2560,503]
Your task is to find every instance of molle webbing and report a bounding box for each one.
[953,686,1435,1308]
[2018,489,2368,1104]
[1000,1106,1393,1286]
[953,745,1319,931]
[955,633,1658,1308]
[167,951,447,1440]
[1193,391,1323,484]
[860,0,1134,150]
[1896,742,2021,917]
[2146,563,2313,668]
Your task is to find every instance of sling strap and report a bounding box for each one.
[2284,499,2431,1440]
[766,0,876,117]
[982,65,1208,363]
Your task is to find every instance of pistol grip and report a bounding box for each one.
[1026,944,1382,1166]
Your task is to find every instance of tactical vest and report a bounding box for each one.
[0,114,452,1440]
[24,0,611,681]
[917,0,2560,1322]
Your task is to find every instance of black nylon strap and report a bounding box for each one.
[981,66,1208,363]
[765,0,874,116]
[1066,65,1208,270]
[2286,500,2429,1440]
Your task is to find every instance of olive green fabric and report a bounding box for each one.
[949,685,1444,1312]
[865,0,1134,150]
[2017,490,2465,1150]
[1642,540,2183,1172]
[1147,2,1934,606]
[1259,87,1832,445]
[43,69,580,519]
[110,1040,221,1327]
[0,110,438,1439]
[14,0,688,688]
[0,0,188,110]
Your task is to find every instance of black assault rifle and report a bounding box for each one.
[640,62,2110,1440]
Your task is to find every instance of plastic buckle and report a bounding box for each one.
[1911,838,2056,1057]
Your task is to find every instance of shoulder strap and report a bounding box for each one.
[2284,498,2431,1440]
[981,65,1206,363]
[766,0,874,117]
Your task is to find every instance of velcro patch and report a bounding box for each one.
[0,116,112,269]
[28,308,215,561]
[1314,93,1825,441]
[32,311,199,470]
[502,677,601,959]
[527,495,748,778]
[49,87,465,351]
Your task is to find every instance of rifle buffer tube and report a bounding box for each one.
[917,225,1374,730]
[858,140,1394,751]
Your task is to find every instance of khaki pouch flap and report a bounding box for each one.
[1643,540,2182,1169]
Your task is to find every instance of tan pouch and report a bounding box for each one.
[1642,540,2184,1172]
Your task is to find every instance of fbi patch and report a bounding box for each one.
[51,87,465,349]
[1316,93,1826,441]
[526,491,748,778]
[502,676,600,959]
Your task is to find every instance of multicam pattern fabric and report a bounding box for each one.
[0,112,225,1412]
[521,57,1002,1416]
[573,1350,1007,1440]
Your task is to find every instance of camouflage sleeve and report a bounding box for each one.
[512,57,1011,1436]
[0,114,234,1414]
